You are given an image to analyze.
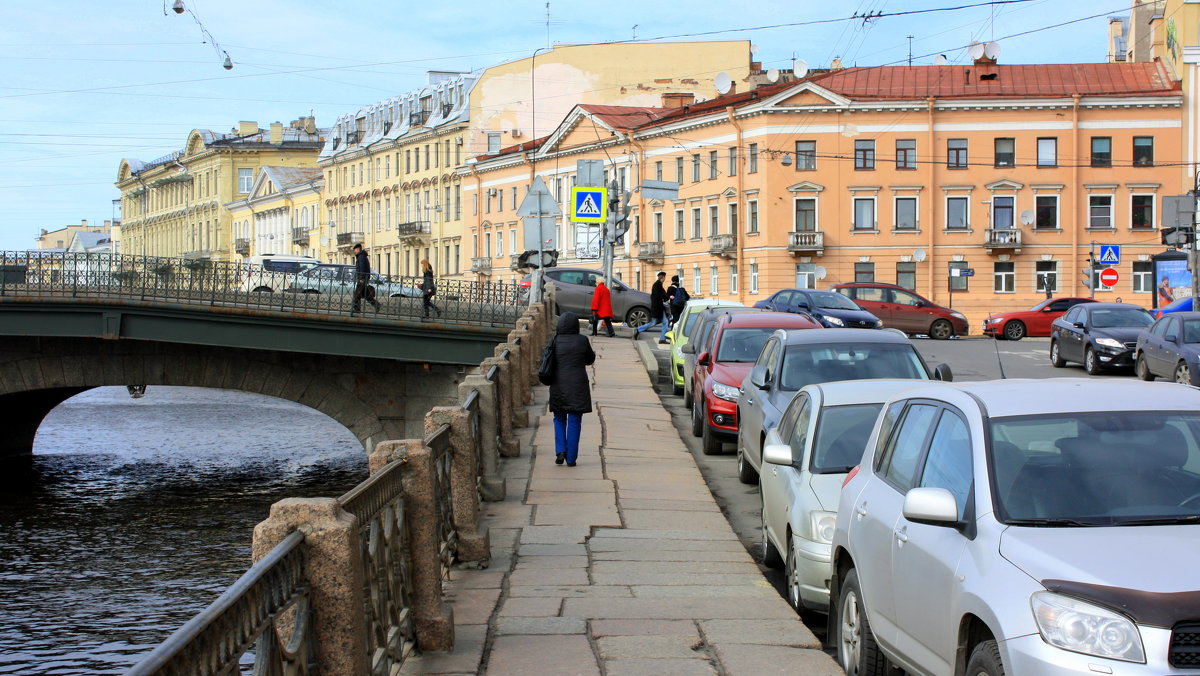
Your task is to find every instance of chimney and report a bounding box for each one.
[303,116,317,133]
[103,220,111,228]
[661,92,695,109]
[80,219,88,228]
[269,122,283,145]
[237,121,258,137]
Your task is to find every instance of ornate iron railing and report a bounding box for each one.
[126,531,312,675]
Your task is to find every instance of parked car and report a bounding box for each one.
[983,296,1095,340]
[831,379,1200,676]
[832,282,968,339]
[1135,311,1200,384]
[240,253,319,293]
[285,264,422,298]
[736,328,948,484]
[521,268,652,326]
[667,299,743,395]
[1154,296,1195,319]
[680,306,763,408]
[689,312,821,455]
[759,379,941,612]
[755,288,882,329]
[1050,302,1154,374]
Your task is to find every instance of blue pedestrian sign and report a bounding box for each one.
[571,187,607,223]
[1099,245,1121,265]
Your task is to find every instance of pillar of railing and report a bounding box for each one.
[426,405,490,564]
[480,354,520,457]
[458,374,504,501]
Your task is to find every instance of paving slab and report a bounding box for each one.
[497,597,562,617]
[493,616,588,635]
[590,619,701,638]
[603,658,719,676]
[711,643,844,676]
[532,504,622,527]
[596,634,707,660]
[699,619,822,648]
[486,634,600,675]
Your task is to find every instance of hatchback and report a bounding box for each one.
[832,282,968,339]
[667,299,743,395]
[1135,311,1200,385]
[522,268,653,326]
[680,306,762,409]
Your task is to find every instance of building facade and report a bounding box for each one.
[225,167,324,259]
[35,220,112,251]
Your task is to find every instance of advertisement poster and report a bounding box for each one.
[1155,257,1192,308]
[574,224,600,260]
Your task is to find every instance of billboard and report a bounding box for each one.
[1153,254,1192,308]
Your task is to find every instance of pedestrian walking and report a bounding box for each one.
[667,274,690,328]
[351,243,381,314]
[590,276,616,337]
[420,259,443,318]
[548,311,596,467]
[634,270,671,344]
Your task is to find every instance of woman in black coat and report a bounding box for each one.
[420,259,442,317]
[549,312,595,466]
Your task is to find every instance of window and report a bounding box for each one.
[655,161,663,181]
[498,189,503,212]
[895,197,917,230]
[1134,136,1154,166]
[692,154,701,182]
[947,139,968,169]
[653,212,663,242]
[992,196,1014,229]
[795,263,816,289]
[881,404,939,490]
[1035,195,1058,229]
[730,263,738,293]
[1032,260,1058,294]
[238,168,253,194]
[949,261,969,291]
[709,205,719,237]
[1089,195,1113,229]
[484,232,492,257]
[946,196,969,230]
[486,133,501,154]
[1037,137,1057,167]
[1132,195,1155,229]
[887,138,915,170]
[728,147,738,176]
[1133,261,1153,293]
[796,140,816,170]
[795,198,816,232]
[676,157,684,183]
[854,262,875,283]
[994,138,1015,167]
[918,411,972,519]
[693,267,702,296]
[748,143,759,173]
[674,209,684,241]
[854,140,875,170]
[1091,137,1112,167]
[710,265,718,295]
[709,150,719,179]
[853,198,875,231]
[691,207,702,239]
[994,262,1015,293]
[495,230,504,257]
[750,263,759,294]
[748,200,759,234]
[728,203,739,234]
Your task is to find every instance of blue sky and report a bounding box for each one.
[0,0,1129,250]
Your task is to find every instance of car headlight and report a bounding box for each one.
[808,511,836,544]
[874,319,884,328]
[950,311,966,319]
[711,381,741,402]
[1095,338,1124,349]
[986,317,1003,324]
[824,315,845,327]
[1031,591,1145,663]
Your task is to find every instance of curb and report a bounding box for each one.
[632,339,658,380]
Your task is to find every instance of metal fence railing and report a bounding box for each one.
[0,251,523,326]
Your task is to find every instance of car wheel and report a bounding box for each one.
[701,406,723,455]
[760,497,783,569]
[1176,361,1192,385]
[625,306,651,327]
[1135,354,1155,381]
[737,444,758,484]
[690,397,703,437]
[837,568,888,676]
[673,383,683,396]
[929,318,953,340]
[785,538,803,612]
[965,639,1005,676]
[252,286,273,293]
[684,385,694,410]
[1003,320,1026,341]
[1050,340,1066,368]
[1084,347,1103,375]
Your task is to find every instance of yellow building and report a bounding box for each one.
[35,219,111,250]
[225,167,324,259]
[468,59,1184,331]
[116,118,325,261]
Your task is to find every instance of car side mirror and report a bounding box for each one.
[613,285,625,292]
[763,443,793,466]
[933,363,953,382]
[913,300,926,307]
[681,343,694,355]
[1042,306,1056,312]
[796,302,810,310]
[857,304,869,311]
[903,487,960,527]
[1166,334,1179,343]
[1072,321,1086,329]
[750,364,770,390]
[698,352,711,367]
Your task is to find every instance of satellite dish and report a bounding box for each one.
[714,72,733,95]
[913,248,928,263]
[984,41,1001,60]
[968,42,986,61]
[750,44,760,55]
[1020,210,1035,226]
[933,54,948,66]
[766,68,780,83]
[815,266,828,280]
[793,59,809,78]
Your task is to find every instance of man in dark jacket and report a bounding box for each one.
[548,312,596,467]
[351,243,381,314]
[634,271,670,343]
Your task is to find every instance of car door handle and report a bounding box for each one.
[744,397,754,404]
[856,504,867,517]
[894,527,908,543]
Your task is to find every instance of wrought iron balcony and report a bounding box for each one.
[984,228,1022,251]
[709,233,737,258]
[637,241,664,263]
[470,257,492,274]
[234,238,250,256]
[787,230,824,254]
[397,221,431,243]
[336,232,364,252]
[291,228,311,246]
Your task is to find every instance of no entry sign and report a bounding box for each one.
[1099,268,1120,287]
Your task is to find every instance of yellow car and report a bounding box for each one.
[667,299,744,395]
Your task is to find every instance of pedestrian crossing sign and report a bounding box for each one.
[571,187,607,223]
[1098,245,1121,265]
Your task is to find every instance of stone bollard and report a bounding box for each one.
[481,356,519,457]
[373,440,455,652]
[252,498,368,676]
[458,375,504,501]
[426,406,491,565]
[493,343,528,429]
[511,328,533,402]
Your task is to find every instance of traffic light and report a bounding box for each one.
[1163,226,1194,247]
[517,249,559,269]
[1082,254,1097,289]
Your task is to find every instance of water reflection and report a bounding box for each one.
[0,386,367,674]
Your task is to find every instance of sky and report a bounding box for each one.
[0,0,1133,251]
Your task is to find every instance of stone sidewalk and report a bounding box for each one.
[402,336,841,675]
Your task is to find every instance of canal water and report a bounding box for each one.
[0,386,368,674]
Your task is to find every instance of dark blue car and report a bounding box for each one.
[754,288,883,329]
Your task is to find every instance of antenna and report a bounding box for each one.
[968,42,986,61]
[793,59,809,78]
[545,2,551,49]
[714,72,733,95]
[984,41,1002,61]
[632,24,637,40]
[913,248,927,263]
[907,35,914,66]
[933,54,948,66]
[766,68,780,83]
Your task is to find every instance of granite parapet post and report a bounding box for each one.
[481,356,519,457]
[427,406,491,565]
[458,375,504,501]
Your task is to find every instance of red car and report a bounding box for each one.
[983,296,1096,340]
[689,312,821,455]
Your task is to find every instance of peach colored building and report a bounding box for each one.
[466,59,1184,332]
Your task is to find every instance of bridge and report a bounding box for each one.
[0,251,526,460]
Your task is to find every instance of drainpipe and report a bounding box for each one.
[926,97,938,303]
[726,106,745,303]
[1071,94,1081,297]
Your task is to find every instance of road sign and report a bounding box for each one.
[576,159,604,188]
[639,179,681,201]
[1099,268,1120,287]
[1099,245,1121,265]
[516,176,557,218]
[951,268,975,277]
[571,187,607,223]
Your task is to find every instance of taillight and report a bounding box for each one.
[842,465,860,487]
[520,280,532,288]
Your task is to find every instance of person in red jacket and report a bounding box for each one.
[590,276,616,337]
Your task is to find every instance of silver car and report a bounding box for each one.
[285,264,421,298]
[522,268,653,326]
[831,378,1200,676]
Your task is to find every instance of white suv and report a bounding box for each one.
[239,254,319,293]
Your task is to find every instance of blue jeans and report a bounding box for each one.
[636,309,670,339]
[553,411,583,464]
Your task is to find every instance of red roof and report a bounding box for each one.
[576,104,672,130]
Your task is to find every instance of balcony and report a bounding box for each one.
[709,233,737,258]
[637,241,664,263]
[470,257,492,274]
[182,249,212,261]
[984,228,1022,252]
[787,230,825,255]
[397,221,431,244]
[234,238,250,256]
[291,228,311,246]
[336,232,364,253]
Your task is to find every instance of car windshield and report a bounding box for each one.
[681,310,706,338]
[714,328,777,362]
[810,403,885,473]
[780,343,928,391]
[806,291,860,311]
[1089,308,1152,328]
[991,411,1200,525]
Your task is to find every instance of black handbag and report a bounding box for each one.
[538,340,557,385]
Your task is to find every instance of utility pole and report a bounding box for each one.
[1192,173,1200,304]
[602,178,631,289]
